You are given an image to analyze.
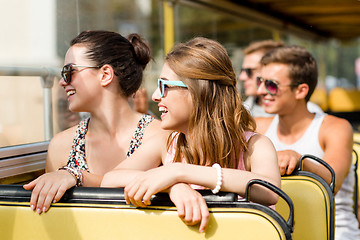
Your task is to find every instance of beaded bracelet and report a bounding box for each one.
[211,163,222,194]
[57,166,83,187]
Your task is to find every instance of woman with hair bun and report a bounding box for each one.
[24,30,169,214]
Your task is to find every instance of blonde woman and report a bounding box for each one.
[102,37,281,232]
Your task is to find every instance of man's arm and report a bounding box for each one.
[318,115,353,194]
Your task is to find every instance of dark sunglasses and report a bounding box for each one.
[240,68,256,78]
[157,79,187,97]
[256,76,299,95]
[61,64,100,84]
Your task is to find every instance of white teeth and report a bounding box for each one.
[67,90,76,97]
[263,99,271,103]
[159,106,168,112]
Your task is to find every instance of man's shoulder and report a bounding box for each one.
[322,114,351,127]
[320,114,353,135]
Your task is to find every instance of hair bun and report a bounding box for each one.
[128,33,152,69]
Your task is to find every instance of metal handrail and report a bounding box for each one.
[0,66,61,140]
[0,141,49,179]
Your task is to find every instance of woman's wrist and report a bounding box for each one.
[57,166,83,186]
[171,163,186,184]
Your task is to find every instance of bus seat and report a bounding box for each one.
[353,137,360,219]
[275,154,335,240]
[310,87,328,111]
[354,133,360,200]
[354,132,360,143]
[0,180,293,240]
[328,88,360,112]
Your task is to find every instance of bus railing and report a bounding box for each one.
[0,66,60,140]
[0,141,48,183]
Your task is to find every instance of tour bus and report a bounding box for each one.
[0,1,359,239]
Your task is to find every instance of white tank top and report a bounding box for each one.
[265,113,360,240]
[265,113,325,157]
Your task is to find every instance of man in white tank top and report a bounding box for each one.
[255,46,359,240]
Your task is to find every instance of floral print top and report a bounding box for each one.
[66,114,154,171]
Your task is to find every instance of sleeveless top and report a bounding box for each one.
[66,114,154,172]
[265,113,360,240]
[265,113,325,156]
[164,131,256,188]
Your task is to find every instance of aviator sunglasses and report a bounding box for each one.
[256,76,299,96]
[240,68,256,78]
[61,64,100,84]
[158,79,187,97]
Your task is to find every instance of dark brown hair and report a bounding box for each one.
[70,30,152,97]
[260,45,318,101]
[243,39,284,56]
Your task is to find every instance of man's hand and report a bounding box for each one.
[277,150,301,175]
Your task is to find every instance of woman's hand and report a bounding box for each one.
[169,183,209,233]
[124,165,178,207]
[23,170,76,214]
[124,164,210,232]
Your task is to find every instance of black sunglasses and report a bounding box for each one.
[240,68,256,78]
[256,76,299,95]
[61,64,100,84]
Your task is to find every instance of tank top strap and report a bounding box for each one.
[238,131,257,170]
[126,114,155,157]
[67,114,154,172]
[164,132,179,165]
[264,116,278,140]
[67,117,90,171]
[265,113,325,157]
[245,131,257,141]
[308,112,325,135]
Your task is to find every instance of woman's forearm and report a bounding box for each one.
[101,169,144,187]
[82,171,103,187]
[177,163,279,205]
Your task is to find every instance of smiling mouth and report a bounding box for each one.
[262,98,274,104]
[159,106,168,113]
[67,90,76,97]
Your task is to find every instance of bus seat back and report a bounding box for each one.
[0,185,292,240]
[275,173,334,240]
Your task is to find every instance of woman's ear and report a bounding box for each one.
[295,83,309,100]
[99,64,114,87]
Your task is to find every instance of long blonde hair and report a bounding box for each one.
[166,37,256,168]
